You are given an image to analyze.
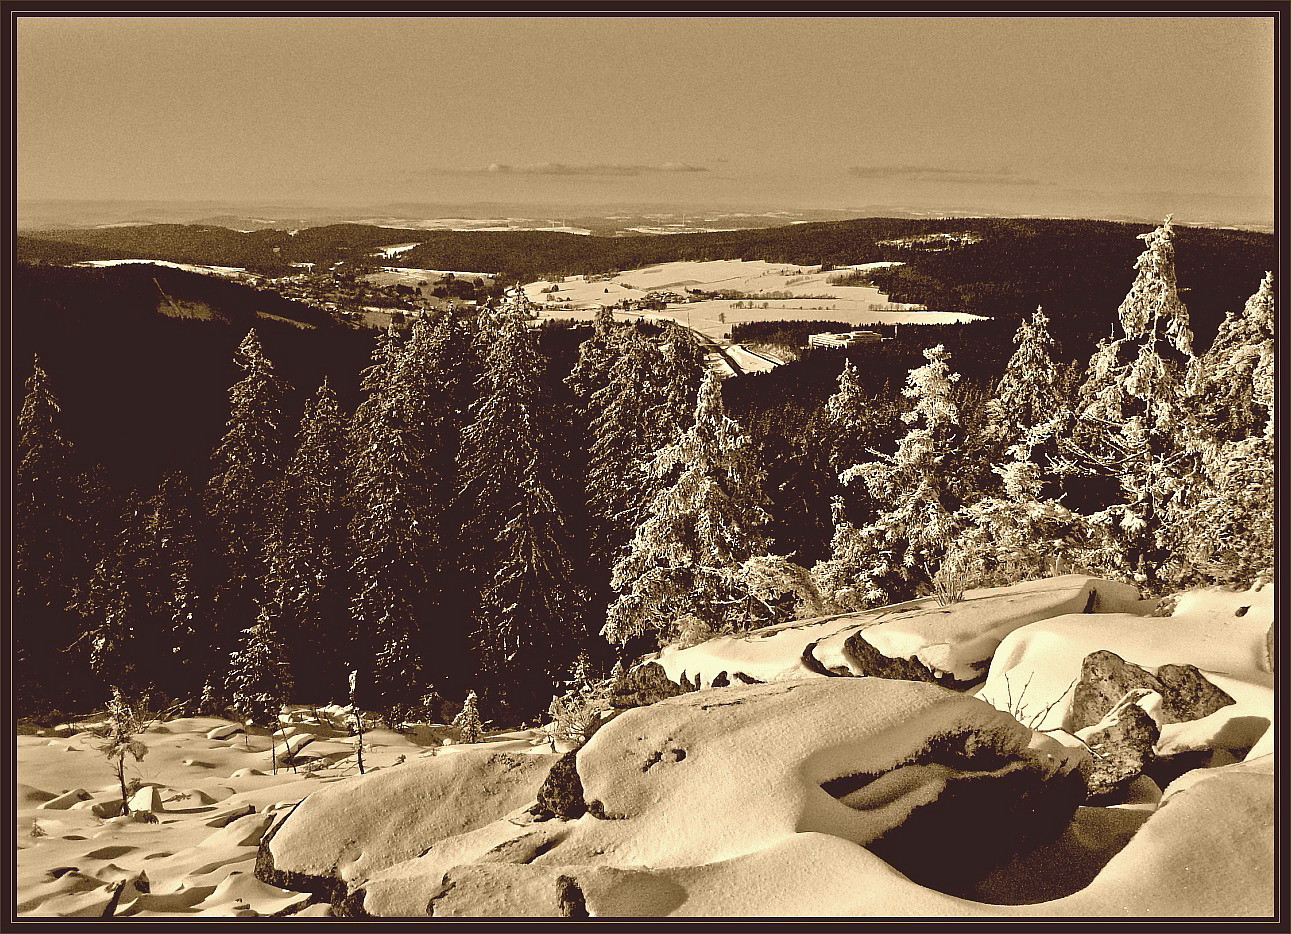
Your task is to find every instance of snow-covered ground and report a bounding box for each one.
[17,578,1276,917]
[16,707,554,918]
[520,259,983,341]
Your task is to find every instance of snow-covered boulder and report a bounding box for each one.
[1069,650,1234,731]
[976,585,1274,760]
[37,789,92,810]
[257,749,559,902]
[658,575,1146,690]
[205,724,244,741]
[342,679,1086,915]
[842,576,1144,685]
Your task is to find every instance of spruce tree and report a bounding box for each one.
[227,618,294,773]
[566,305,624,407]
[604,371,789,649]
[1060,218,1197,586]
[205,330,291,659]
[458,313,588,718]
[1188,271,1274,443]
[347,329,438,720]
[15,358,105,710]
[1165,273,1275,585]
[982,307,1064,453]
[140,471,210,703]
[815,345,963,608]
[585,323,704,563]
[80,492,151,692]
[264,380,351,701]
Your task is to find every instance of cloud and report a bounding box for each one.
[481,162,709,176]
[848,165,1043,186]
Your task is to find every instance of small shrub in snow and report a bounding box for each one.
[90,687,162,817]
[930,544,977,607]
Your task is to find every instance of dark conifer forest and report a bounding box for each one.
[13,217,1275,731]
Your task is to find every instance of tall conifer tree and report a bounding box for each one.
[459,313,588,718]
[205,330,291,658]
[604,371,783,649]
[15,358,105,709]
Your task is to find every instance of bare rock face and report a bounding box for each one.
[1069,650,1234,732]
[1075,691,1161,800]
[606,662,690,710]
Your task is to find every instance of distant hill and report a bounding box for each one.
[20,217,1273,352]
[13,262,375,488]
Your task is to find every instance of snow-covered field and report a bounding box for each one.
[520,259,983,341]
[74,259,247,278]
[17,577,1274,918]
[16,708,555,918]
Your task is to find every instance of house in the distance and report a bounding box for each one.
[808,329,883,349]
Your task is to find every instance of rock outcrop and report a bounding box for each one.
[1069,650,1234,732]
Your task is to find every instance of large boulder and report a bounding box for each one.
[659,576,1145,690]
[1074,690,1161,799]
[256,749,559,903]
[977,585,1273,743]
[344,679,1087,915]
[1070,650,1234,732]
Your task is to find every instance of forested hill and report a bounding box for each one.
[22,217,1273,342]
[12,263,377,488]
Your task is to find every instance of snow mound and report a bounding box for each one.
[260,749,558,895]
[336,679,1086,915]
[976,584,1274,748]
[660,575,1145,687]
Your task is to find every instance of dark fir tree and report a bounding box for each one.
[15,358,106,710]
[204,330,291,661]
[585,323,704,563]
[458,313,588,719]
[140,471,211,703]
[347,328,439,721]
[263,379,351,701]
[566,305,625,408]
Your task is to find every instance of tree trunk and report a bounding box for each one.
[117,756,130,816]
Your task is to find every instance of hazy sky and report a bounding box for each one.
[17,16,1277,224]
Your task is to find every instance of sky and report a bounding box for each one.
[16,15,1278,225]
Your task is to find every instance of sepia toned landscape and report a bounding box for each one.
[11,13,1280,922]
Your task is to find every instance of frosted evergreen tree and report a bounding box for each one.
[264,380,351,701]
[459,313,588,717]
[1188,271,1274,443]
[950,309,1078,585]
[815,345,962,608]
[452,690,484,744]
[16,358,107,709]
[585,325,704,562]
[205,330,291,655]
[982,307,1064,454]
[227,618,294,773]
[1060,217,1197,586]
[566,305,625,407]
[604,371,795,648]
[1165,273,1275,585]
[347,328,438,719]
